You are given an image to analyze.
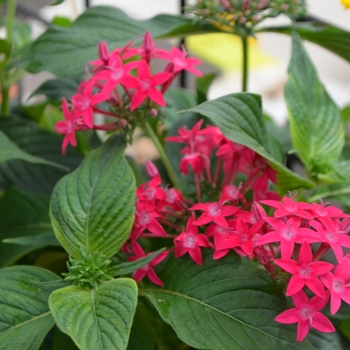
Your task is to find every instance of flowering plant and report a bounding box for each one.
[1,1,350,349]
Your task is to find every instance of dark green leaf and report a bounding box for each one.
[259,20,350,64]
[0,187,54,267]
[50,0,65,6]
[49,278,138,350]
[31,77,81,103]
[307,329,343,350]
[0,39,10,54]
[342,105,350,124]
[284,32,344,177]
[53,328,79,350]
[3,232,60,246]
[0,129,66,169]
[111,248,165,277]
[127,304,156,350]
[142,251,314,350]
[0,116,82,193]
[13,7,218,77]
[0,266,61,350]
[196,72,217,104]
[50,135,136,259]
[188,93,315,192]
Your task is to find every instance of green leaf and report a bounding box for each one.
[142,251,314,350]
[0,129,66,169]
[0,187,54,267]
[188,93,315,192]
[31,77,81,103]
[3,232,60,246]
[13,7,216,77]
[49,278,138,350]
[259,20,350,64]
[53,328,79,350]
[50,135,136,259]
[111,248,165,277]
[284,31,344,177]
[127,304,156,350]
[196,72,217,104]
[0,116,82,193]
[0,266,61,350]
[0,39,10,54]
[307,329,343,350]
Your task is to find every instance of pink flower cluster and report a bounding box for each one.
[121,119,350,342]
[54,32,202,153]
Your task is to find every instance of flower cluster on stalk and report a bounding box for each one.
[121,119,350,342]
[54,32,202,154]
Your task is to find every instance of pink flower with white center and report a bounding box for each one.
[190,201,239,228]
[136,175,164,212]
[275,290,334,342]
[310,217,350,263]
[94,55,139,94]
[261,195,313,219]
[135,203,167,236]
[256,217,317,259]
[156,47,202,76]
[122,60,171,111]
[174,215,212,265]
[275,240,334,298]
[179,152,209,176]
[128,244,168,286]
[71,79,108,128]
[307,201,348,219]
[55,98,79,154]
[220,185,246,204]
[321,254,350,315]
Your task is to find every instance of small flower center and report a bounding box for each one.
[137,211,150,225]
[325,231,337,243]
[299,265,312,279]
[299,306,314,322]
[140,79,151,91]
[74,96,90,111]
[165,189,176,203]
[281,226,296,241]
[208,203,221,217]
[145,187,156,201]
[111,68,123,81]
[184,234,196,249]
[173,57,186,68]
[333,278,345,293]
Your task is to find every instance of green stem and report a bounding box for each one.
[144,121,180,190]
[1,0,17,116]
[6,0,17,45]
[241,35,248,92]
[1,85,9,116]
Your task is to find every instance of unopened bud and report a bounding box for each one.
[142,32,155,63]
[145,161,159,177]
[341,218,350,233]
[98,42,109,63]
[219,0,232,11]
[242,0,251,12]
[150,108,158,117]
[252,202,266,222]
[256,0,270,10]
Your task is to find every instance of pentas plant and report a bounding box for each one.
[113,118,350,342]
[54,31,202,154]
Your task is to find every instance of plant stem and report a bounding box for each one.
[1,0,17,116]
[6,0,17,45]
[241,35,248,92]
[144,121,180,190]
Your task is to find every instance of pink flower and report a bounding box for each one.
[321,254,350,315]
[275,290,335,342]
[129,245,168,286]
[71,79,108,127]
[190,201,239,227]
[122,60,171,111]
[135,203,167,236]
[174,215,212,265]
[156,47,202,76]
[55,98,78,154]
[274,240,334,298]
[261,195,312,220]
[256,217,317,259]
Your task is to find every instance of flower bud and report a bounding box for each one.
[219,0,232,11]
[252,202,266,222]
[256,0,270,10]
[142,32,155,63]
[243,0,251,12]
[98,41,109,63]
[145,161,159,177]
[150,108,158,117]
